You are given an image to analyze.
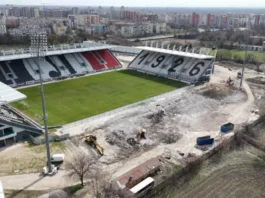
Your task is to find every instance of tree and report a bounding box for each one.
[90,168,133,198]
[65,152,96,187]
[233,54,244,64]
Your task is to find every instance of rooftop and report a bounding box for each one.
[0,82,26,105]
[137,46,215,59]
[115,157,161,189]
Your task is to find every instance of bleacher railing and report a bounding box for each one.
[0,41,112,58]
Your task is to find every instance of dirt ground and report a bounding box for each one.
[152,114,265,198]
[152,142,265,198]
[0,142,67,175]
[56,64,258,183]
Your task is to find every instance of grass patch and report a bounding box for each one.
[27,141,66,153]
[210,49,265,62]
[12,70,184,125]
[4,189,48,198]
[0,44,29,50]
[64,184,83,195]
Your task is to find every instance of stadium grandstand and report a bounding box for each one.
[128,45,215,84]
[0,41,122,88]
[0,40,216,146]
[0,82,42,147]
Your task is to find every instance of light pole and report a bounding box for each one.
[30,32,52,173]
[240,29,250,89]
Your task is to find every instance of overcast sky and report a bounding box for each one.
[0,0,265,7]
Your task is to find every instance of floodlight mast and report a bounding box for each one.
[30,32,52,173]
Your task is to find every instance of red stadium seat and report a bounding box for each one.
[81,52,106,70]
[96,50,120,68]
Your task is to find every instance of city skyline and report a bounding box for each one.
[1,0,265,8]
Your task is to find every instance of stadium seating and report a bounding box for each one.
[0,49,121,87]
[9,59,34,84]
[64,53,93,74]
[96,49,120,68]
[49,56,71,77]
[81,51,106,70]
[129,50,214,83]
[0,63,13,85]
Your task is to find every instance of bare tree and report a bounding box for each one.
[90,168,133,198]
[65,152,96,187]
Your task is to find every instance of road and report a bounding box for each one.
[0,170,78,190]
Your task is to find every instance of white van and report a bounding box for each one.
[51,154,65,163]
[0,181,4,198]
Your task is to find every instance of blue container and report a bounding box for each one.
[197,136,214,146]
[220,123,234,133]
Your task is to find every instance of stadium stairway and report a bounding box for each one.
[57,55,77,75]
[0,115,42,134]
[9,59,34,84]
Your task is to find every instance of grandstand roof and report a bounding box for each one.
[0,82,26,105]
[136,46,214,59]
[0,43,113,62]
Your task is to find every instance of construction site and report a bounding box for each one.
[0,48,264,198]
[51,63,260,197]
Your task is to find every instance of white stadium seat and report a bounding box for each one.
[64,53,93,74]
[129,50,214,83]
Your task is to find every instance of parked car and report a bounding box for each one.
[51,154,65,163]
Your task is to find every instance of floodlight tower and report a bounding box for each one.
[30,32,52,173]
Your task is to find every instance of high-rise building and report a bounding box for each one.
[72,7,79,15]
[120,6,125,19]
[9,7,21,17]
[21,7,31,17]
[110,6,115,19]
[98,6,103,15]
[199,14,207,26]
[0,14,7,34]
[190,12,199,26]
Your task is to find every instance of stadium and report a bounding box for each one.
[0,39,256,197]
[0,40,214,145]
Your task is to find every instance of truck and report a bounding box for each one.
[220,122,234,133]
[197,136,214,146]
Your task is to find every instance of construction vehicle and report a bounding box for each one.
[136,129,146,143]
[226,77,234,86]
[84,135,104,156]
[237,72,242,79]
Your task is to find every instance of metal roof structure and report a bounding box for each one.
[0,41,114,62]
[115,157,161,189]
[0,82,26,105]
[136,46,215,59]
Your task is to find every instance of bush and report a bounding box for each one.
[216,50,232,61]
[233,54,244,64]
[246,53,258,65]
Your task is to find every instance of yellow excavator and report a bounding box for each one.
[136,129,146,143]
[84,135,104,156]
